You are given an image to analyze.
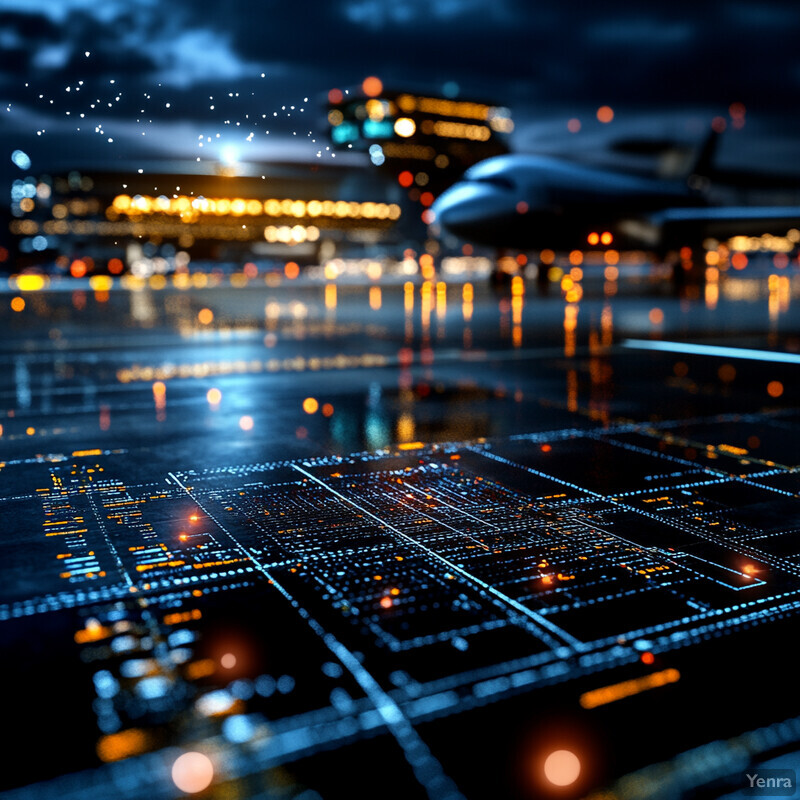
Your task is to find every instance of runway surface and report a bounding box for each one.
[1,260,799,799]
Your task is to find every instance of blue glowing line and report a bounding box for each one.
[622,339,800,364]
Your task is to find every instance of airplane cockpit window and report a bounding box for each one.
[472,175,516,190]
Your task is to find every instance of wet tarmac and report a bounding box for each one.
[1,258,799,800]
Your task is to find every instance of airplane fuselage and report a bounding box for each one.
[432,154,703,251]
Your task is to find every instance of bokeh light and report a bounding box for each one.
[543,749,581,786]
[171,752,214,794]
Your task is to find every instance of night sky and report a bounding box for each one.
[2,0,800,174]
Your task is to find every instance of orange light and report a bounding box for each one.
[767,381,784,398]
[648,308,664,325]
[398,170,414,188]
[70,259,87,278]
[731,252,748,270]
[97,729,150,763]
[108,257,124,274]
[567,118,581,133]
[239,415,254,431]
[206,387,222,405]
[362,76,383,97]
[284,261,300,279]
[543,750,581,787]
[541,444,551,452]
[600,231,613,245]
[303,397,319,414]
[322,403,334,417]
[641,651,655,665]
[596,105,614,123]
[197,308,214,325]
[580,668,680,709]
[10,296,25,312]
[743,564,757,576]
[587,232,599,246]
[380,597,393,609]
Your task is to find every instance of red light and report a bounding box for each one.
[729,102,746,119]
[0,247,8,263]
[328,88,343,104]
[641,651,655,665]
[711,116,727,133]
[516,201,528,214]
[731,252,748,270]
[398,170,414,188]
[108,257,124,274]
[541,444,552,452]
[420,191,434,207]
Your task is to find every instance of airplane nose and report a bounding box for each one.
[432,181,517,232]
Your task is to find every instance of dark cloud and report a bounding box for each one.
[2,0,800,174]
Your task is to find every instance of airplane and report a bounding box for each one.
[430,127,800,280]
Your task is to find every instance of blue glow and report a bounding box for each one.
[11,149,31,170]
[362,119,394,139]
[331,122,359,144]
[442,81,460,98]
[220,144,239,165]
[622,339,800,364]
[135,676,170,699]
[92,670,119,699]
[222,714,256,743]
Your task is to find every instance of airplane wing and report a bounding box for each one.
[650,206,800,245]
